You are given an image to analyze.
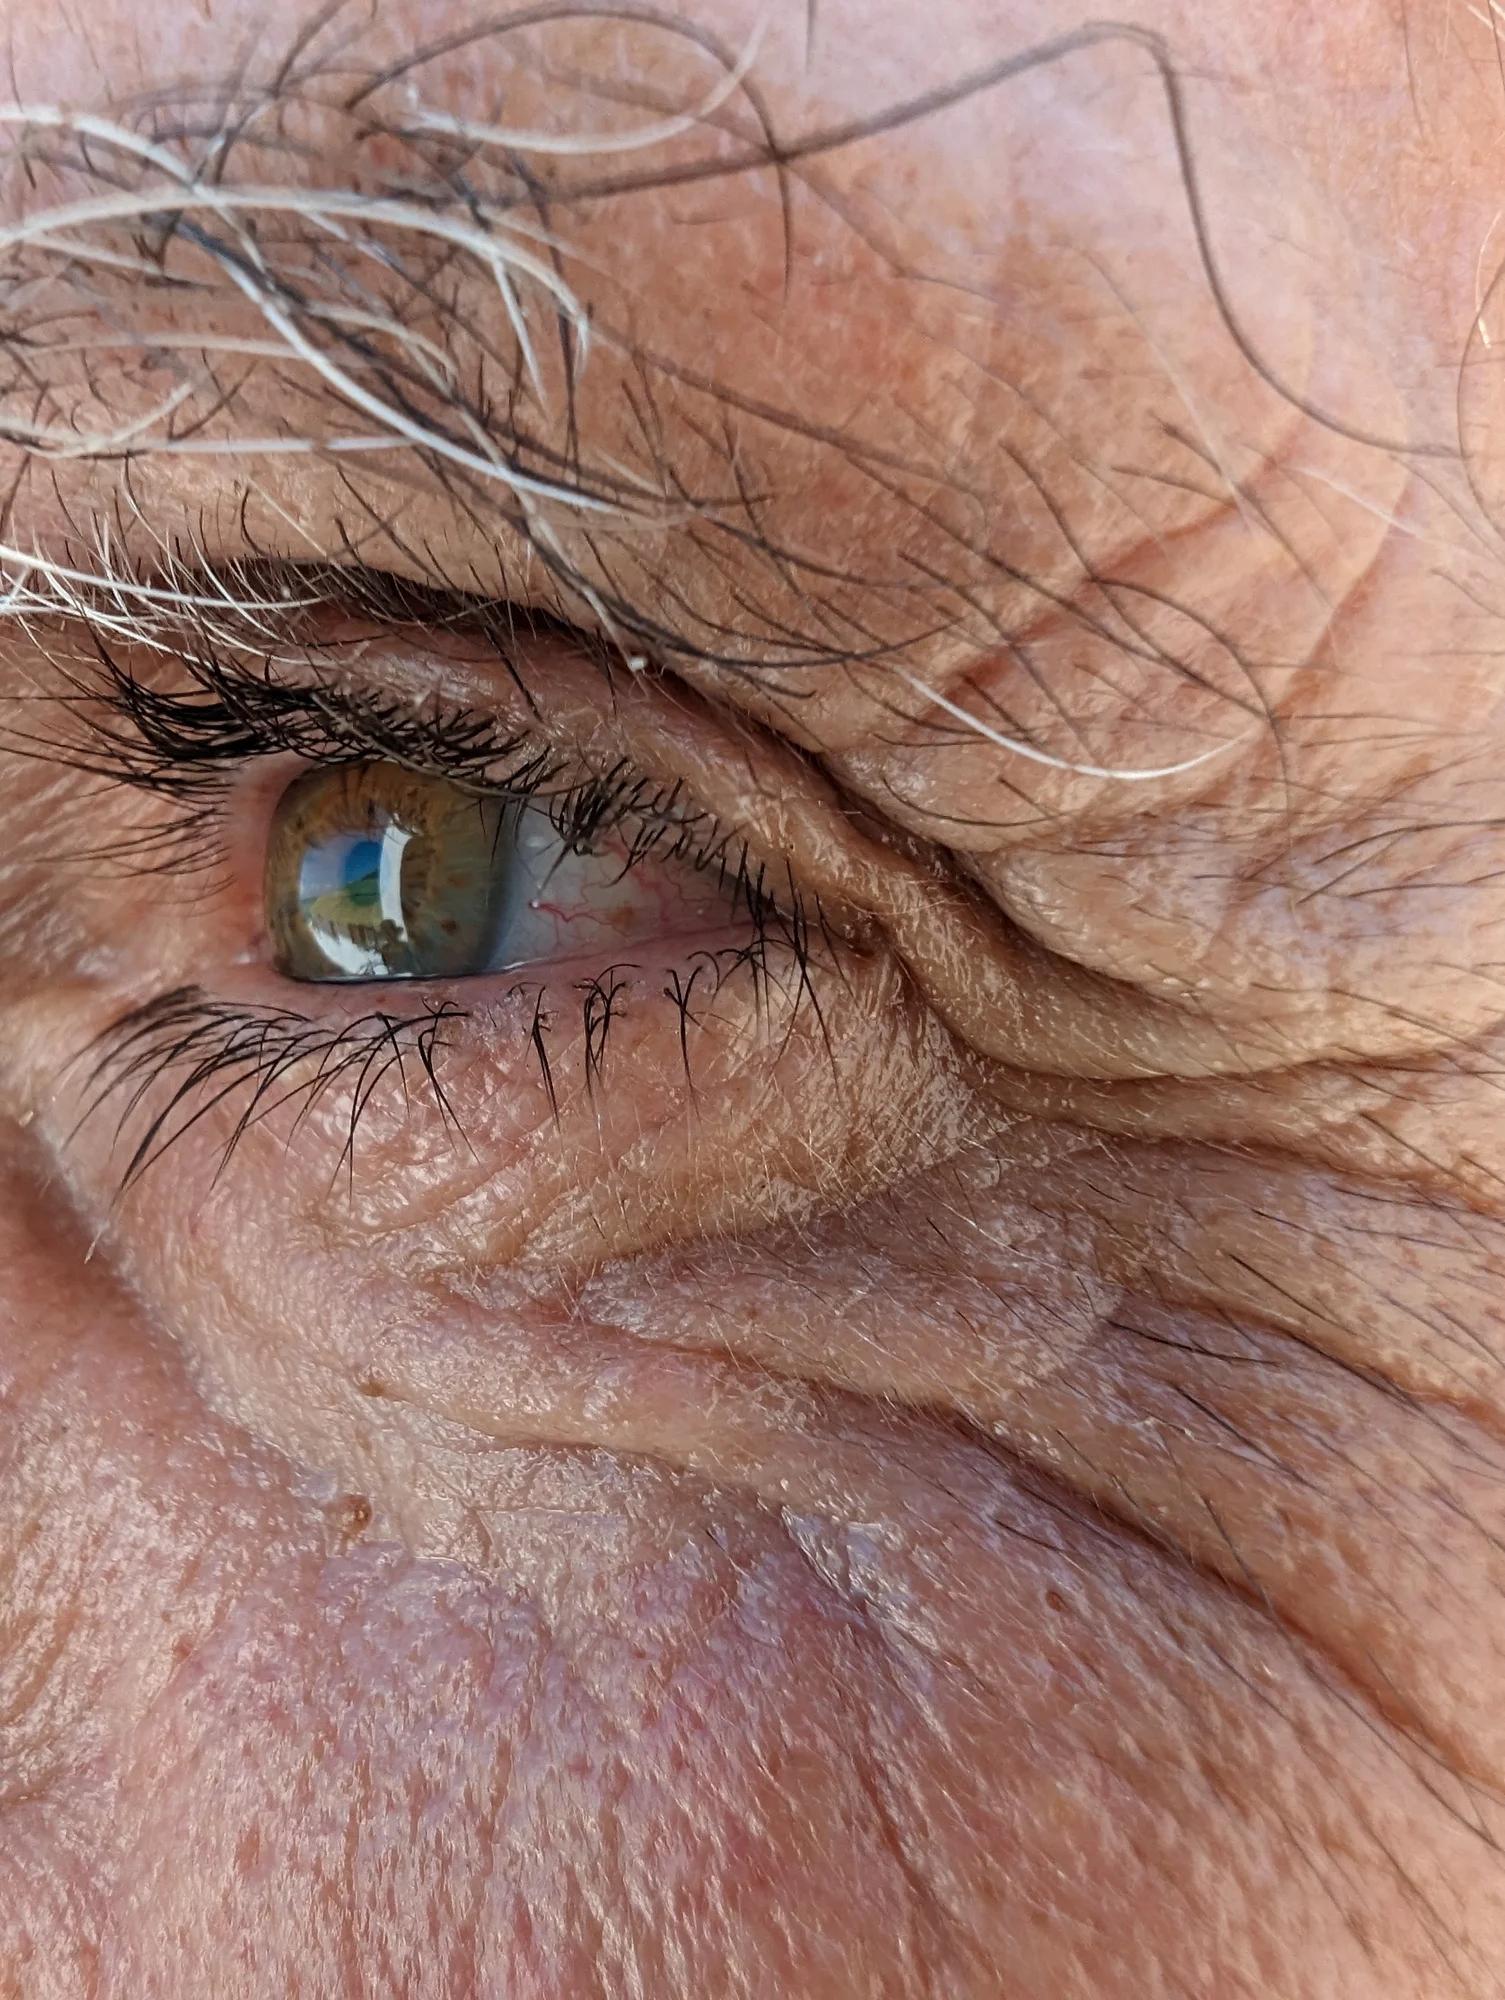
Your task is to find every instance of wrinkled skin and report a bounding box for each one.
[4,1,1505,1994]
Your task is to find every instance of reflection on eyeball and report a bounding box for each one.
[264,761,735,982]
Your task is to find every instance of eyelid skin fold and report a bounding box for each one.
[4,573,1384,1098]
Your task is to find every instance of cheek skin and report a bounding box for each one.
[5,1122,1504,1998]
[10,924,1505,1992]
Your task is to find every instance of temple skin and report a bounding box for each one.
[4,1,1505,1994]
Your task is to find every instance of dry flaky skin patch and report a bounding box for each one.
[5,0,1505,1996]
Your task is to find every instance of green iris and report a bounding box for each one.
[266,763,515,981]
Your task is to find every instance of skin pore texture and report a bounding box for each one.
[6,0,1505,1994]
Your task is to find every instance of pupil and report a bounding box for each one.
[341,839,383,911]
[297,826,414,970]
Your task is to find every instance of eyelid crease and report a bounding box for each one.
[478,638,1297,1085]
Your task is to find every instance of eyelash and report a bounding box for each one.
[31,594,828,1185]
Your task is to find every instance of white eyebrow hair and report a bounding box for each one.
[887,666,1251,783]
[398,6,769,156]
[0,82,701,654]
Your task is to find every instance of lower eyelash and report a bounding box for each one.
[71,896,832,1195]
[72,986,471,1195]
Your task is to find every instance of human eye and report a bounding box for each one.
[263,759,741,986]
[250,660,787,990]
[3,560,895,1235]
[74,578,795,995]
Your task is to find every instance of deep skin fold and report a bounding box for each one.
[6,2,1505,1997]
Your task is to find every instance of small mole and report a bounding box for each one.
[332,1493,373,1546]
[357,1374,388,1398]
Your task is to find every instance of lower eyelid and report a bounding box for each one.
[31,923,785,1261]
[61,922,968,1275]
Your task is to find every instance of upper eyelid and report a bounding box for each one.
[0,561,953,941]
[9,589,824,939]
[0,548,940,902]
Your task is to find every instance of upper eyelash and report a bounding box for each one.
[30,629,563,866]
[52,637,806,953]
[25,610,824,949]
[11,610,718,883]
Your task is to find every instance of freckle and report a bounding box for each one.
[357,1374,388,1397]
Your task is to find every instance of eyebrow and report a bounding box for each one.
[0,10,1208,687]
[0,106,921,680]
[0,0,1306,847]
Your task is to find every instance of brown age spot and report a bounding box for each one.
[330,1494,374,1547]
